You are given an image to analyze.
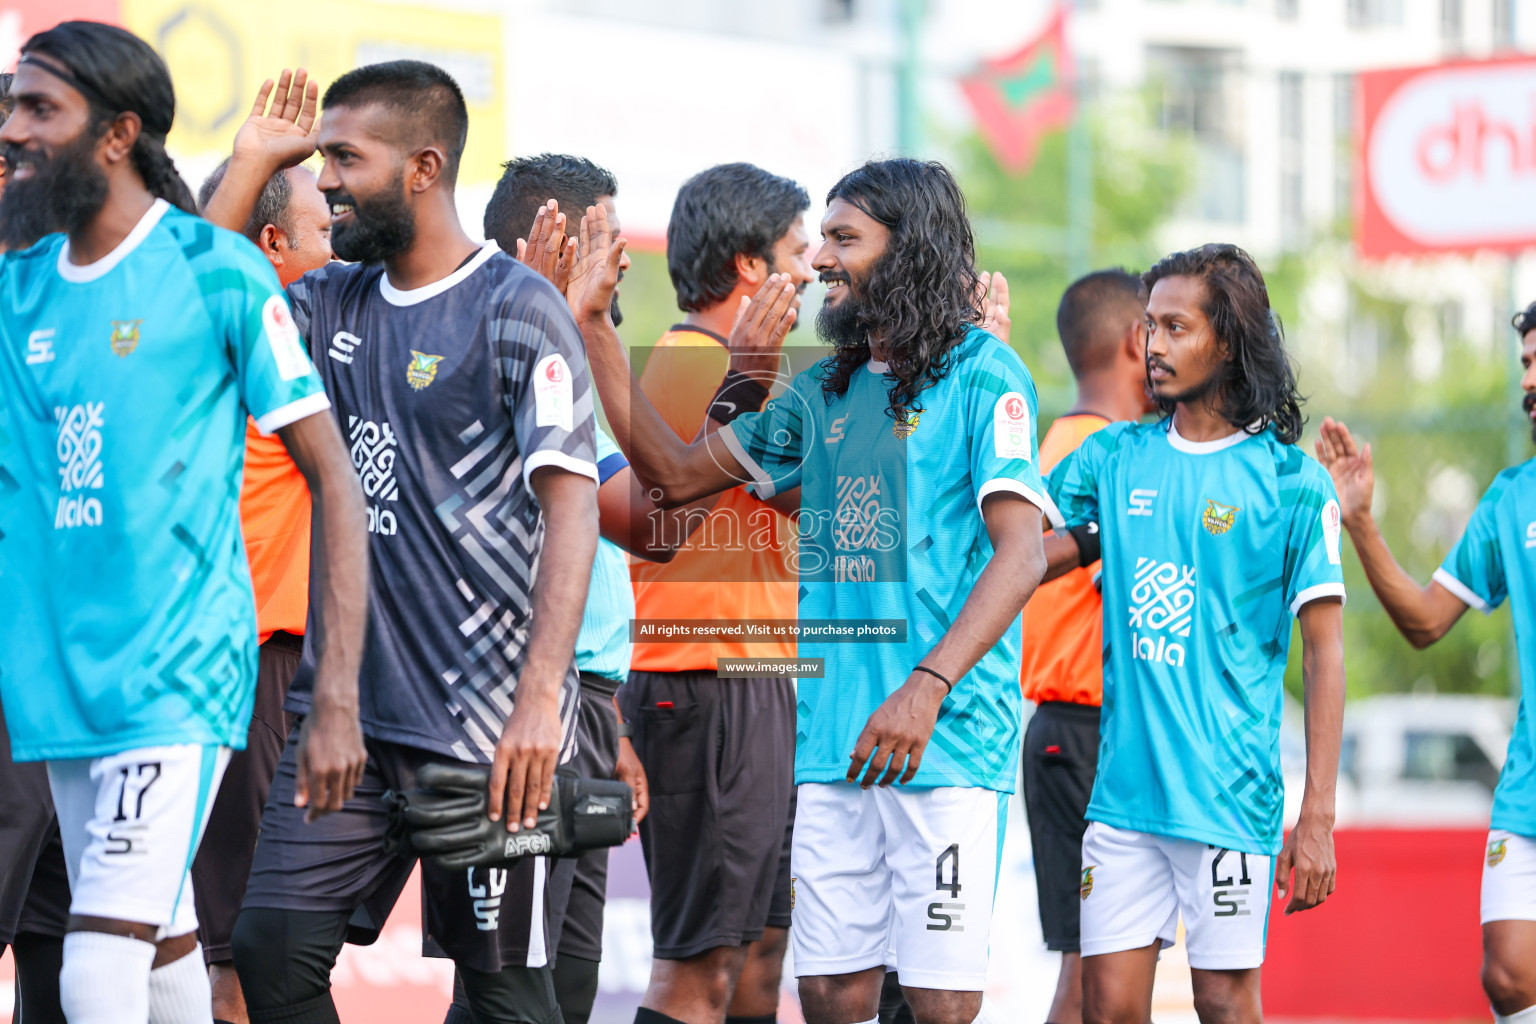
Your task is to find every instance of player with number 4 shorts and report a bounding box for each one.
[1043,245,1345,1024]
[1314,301,1536,1024]
[576,158,1048,1024]
[0,22,368,1024]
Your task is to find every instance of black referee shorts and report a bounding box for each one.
[1020,700,1100,953]
[193,631,300,964]
[619,669,795,960]
[0,704,69,944]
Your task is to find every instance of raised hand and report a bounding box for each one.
[566,203,626,324]
[726,274,798,378]
[1313,416,1374,529]
[515,200,577,293]
[234,69,320,173]
[977,270,1011,345]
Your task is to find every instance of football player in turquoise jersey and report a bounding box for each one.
[1314,303,1536,1024]
[573,158,1049,1024]
[1042,244,1345,1024]
[0,22,368,1024]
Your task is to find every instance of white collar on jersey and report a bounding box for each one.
[56,198,169,284]
[1166,419,1251,454]
[378,240,501,307]
[867,359,889,373]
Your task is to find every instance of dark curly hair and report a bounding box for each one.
[1512,300,1536,337]
[1142,243,1305,445]
[667,163,809,313]
[482,153,617,251]
[818,159,982,420]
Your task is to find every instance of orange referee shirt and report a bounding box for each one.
[241,418,310,644]
[1019,413,1111,706]
[628,325,797,672]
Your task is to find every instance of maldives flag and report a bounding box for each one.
[960,4,1075,174]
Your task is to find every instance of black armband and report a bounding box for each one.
[1067,521,1101,568]
[707,371,771,424]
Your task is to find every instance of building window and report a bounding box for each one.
[1333,72,1355,222]
[1348,0,1404,27]
[1494,0,1514,49]
[1148,46,1246,223]
[1279,70,1305,248]
[1276,0,1299,18]
[1440,0,1463,52]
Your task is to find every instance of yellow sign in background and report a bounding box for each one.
[121,0,505,184]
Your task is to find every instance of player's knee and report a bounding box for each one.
[901,987,982,1024]
[1483,951,1536,1016]
[1189,980,1258,1024]
[231,907,345,1015]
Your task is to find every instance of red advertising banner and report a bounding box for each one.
[0,1,121,68]
[1359,55,1536,259]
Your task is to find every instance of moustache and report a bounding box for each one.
[0,143,42,175]
[819,272,850,286]
[1524,392,1536,415]
[1147,356,1175,376]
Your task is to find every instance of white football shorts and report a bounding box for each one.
[1079,821,1273,970]
[47,743,230,939]
[1482,829,1536,924]
[790,781,1007,991]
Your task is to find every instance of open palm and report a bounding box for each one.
[234,69,321,171]
[1313,416,1374,525]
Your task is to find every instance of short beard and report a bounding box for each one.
[0,128,110,250]
[330,169,415,263]
[1526,392,1536,445]
[816,289,866,352]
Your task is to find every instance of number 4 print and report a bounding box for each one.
[935,843,962,897]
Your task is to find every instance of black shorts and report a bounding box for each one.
[242,726,551,974]
[1020,701,1100,953]
[193,632,300,963]
[618,670,795,960]
[0,705,69,942]
[547,673,622,962]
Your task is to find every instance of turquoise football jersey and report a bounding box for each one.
[0,200,329,760]
[721,326,1047,792]
[577,426,635,684]
[1050,421,1346,854]
[1435,458,1536,836]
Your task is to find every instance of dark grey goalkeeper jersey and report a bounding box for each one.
[283,242,597,763]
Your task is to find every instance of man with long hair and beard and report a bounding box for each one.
[1315,307,1536,1024]
[0,21,370,1024]
[572,157,1050,1024]
[205,64,601,1024]
[1041,244,1345,1024]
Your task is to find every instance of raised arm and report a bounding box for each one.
[276,410,369,821]
[566,204,795,506]
[203,70,320,233]
[1315,417,1468,647]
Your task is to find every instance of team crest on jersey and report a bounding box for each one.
[1489,838,1508,867]
[1201,500,1241,536]
[109,320,142,357]
[1080,866,1095,900]
[893,410,920,439]
[406,351,445,391]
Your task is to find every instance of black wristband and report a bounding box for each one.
[912,665,953,695]
[1067,522,1101,568]
[707,371,771,424]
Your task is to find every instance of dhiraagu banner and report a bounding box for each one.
[120,0,505,185]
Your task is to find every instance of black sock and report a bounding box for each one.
[13,931,66,1024]
[553,955,600,1024]
[634,1009,688,1024]
[725,1015,778,1024]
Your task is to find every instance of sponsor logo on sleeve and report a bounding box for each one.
[992,391,1031,459]
[109,319,141,357]
[262,295,312,381]
[533,353,574,433]
[1322,499,1343,565]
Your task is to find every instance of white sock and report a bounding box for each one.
[61,931,156,1024]
[1495,1005,1536,1024]
[148,943,214,1024]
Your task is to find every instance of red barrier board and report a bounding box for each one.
[1263,828,1489,1020]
